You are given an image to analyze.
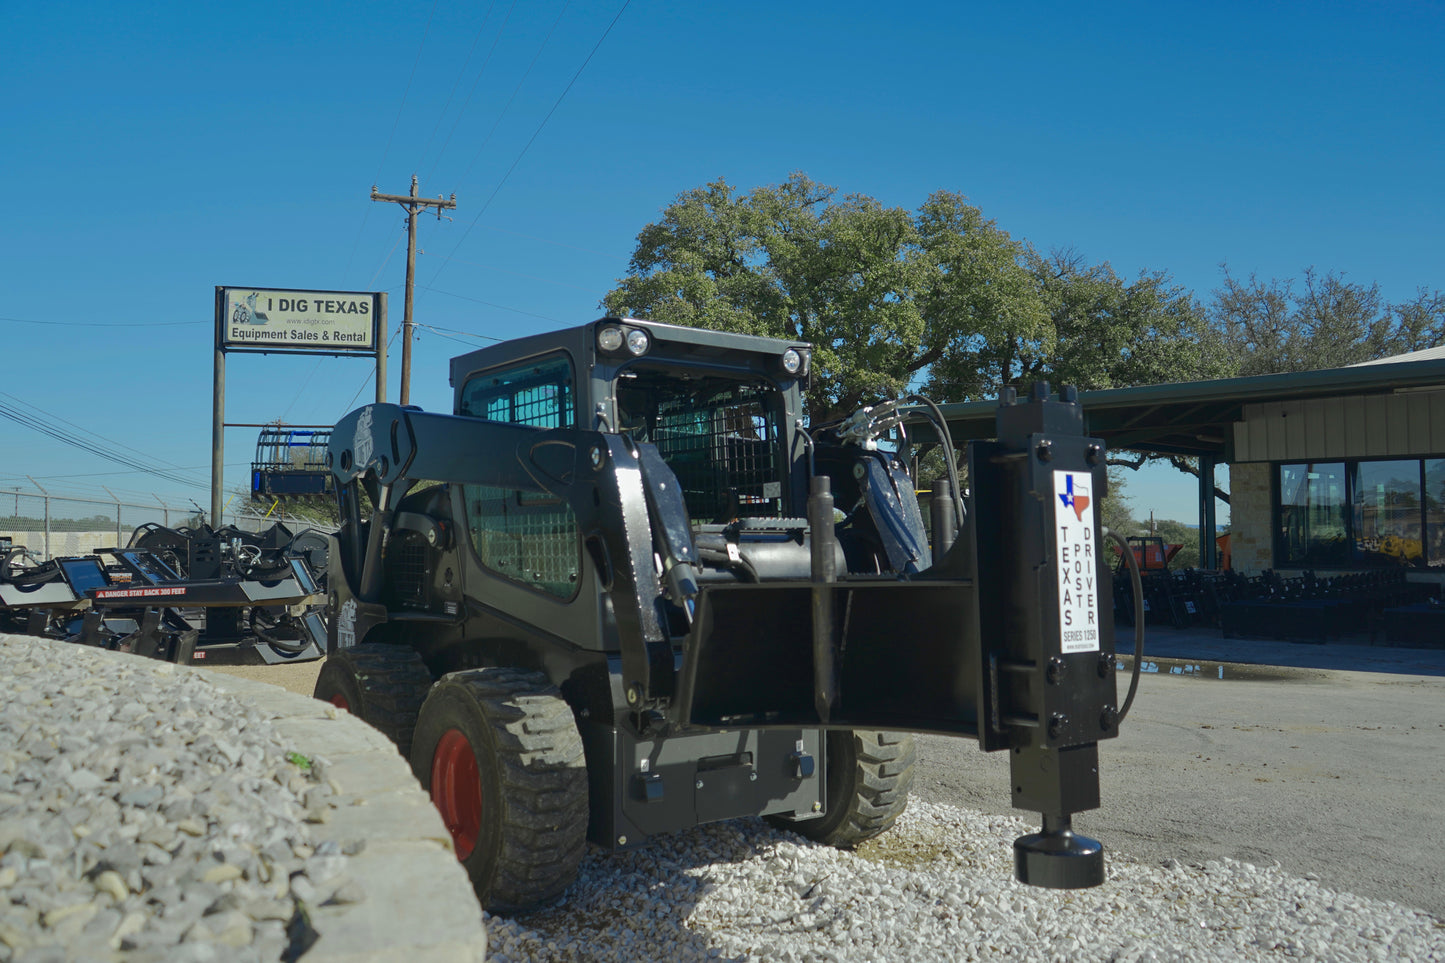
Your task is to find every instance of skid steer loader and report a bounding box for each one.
[314,318,1124,912]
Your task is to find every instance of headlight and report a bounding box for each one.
[625,328,651,356]
[781,348,802,375]
[597,325,625,352]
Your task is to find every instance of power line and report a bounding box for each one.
[0,399,210,491]
[372,0,441,187]
[418,249,596,292]
[452,0,572,189]
[367,227,409,289]
[429,0,632,288]
[478,224,619,258]
[417,285,566,324]
[0,463,249,484]
[422,0,504,182]
[279,358,327,423]
[413,322,505,345]
[0,315,202,328]
[275,280,404,422]
[343,0,441,288]
[0,391,203,479]
[338,328,402,419]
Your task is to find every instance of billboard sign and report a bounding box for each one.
[218,286,379,351]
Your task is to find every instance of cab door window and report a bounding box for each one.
[459,355,580,598]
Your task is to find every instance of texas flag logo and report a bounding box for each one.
[1058,474,1091,521]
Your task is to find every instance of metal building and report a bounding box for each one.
[923,347,1445,581]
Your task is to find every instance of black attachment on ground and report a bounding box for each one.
[1013,814,1105,889]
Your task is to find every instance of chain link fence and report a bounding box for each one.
[0,490,332,561]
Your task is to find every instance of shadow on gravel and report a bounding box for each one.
[487,817,793,962]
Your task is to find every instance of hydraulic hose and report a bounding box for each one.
[906,394,965,531]
[794,421,818,480]
[1104,526,1145,723]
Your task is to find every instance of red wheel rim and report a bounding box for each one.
[330,694,350,711]
[431,728,482,860]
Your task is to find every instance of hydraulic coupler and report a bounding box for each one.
[968,383,1118,889]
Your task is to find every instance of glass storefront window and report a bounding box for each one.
[1425,460,1445,568]
[1278,463,1349,567]
[1353,461,1424,567]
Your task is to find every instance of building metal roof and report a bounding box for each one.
[912,354,1445,459]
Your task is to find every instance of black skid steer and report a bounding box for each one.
[315,317,1123,912]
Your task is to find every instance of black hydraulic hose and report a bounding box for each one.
[1105,526,1145,723]
[0,549,63,585]
[906,394,965,530]
[794,421,818,480]
[696,547,759,583]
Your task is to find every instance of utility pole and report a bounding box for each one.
[370,176,456,404]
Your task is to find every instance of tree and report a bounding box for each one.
[603,174,1048,422]
[1387,288,1445,355]
[1210,266,1442,374]
[1015,249,1231,391]
[1100,467,1139,538]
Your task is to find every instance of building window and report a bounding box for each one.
[1278,463,1349,567]
[1275,458,1444,569]
[1354,460,1423,566]
[1424,460,1445,569]
[459,354,580,598]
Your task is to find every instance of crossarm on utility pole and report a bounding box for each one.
[369,175,457,405]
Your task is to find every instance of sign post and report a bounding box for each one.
[212,287,387,526]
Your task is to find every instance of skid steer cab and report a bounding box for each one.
[315,317,1122,913]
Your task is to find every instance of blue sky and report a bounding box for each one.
[3,0,1442,523]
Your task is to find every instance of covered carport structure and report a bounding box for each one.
[908,352,1445,572]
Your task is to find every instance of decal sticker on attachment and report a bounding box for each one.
[353,407,374,474]
[1054,470,1100,653]
[337,597,358,648]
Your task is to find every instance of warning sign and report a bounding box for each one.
[1054,470,1100,653]
[94,586,186,600]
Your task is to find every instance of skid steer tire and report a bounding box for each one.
[767,730,915,848]
[409,667,588,915]
[313,644,433,757]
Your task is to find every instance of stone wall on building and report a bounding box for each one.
[1228,462,1271,574]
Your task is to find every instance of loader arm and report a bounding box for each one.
[330,403,691,709]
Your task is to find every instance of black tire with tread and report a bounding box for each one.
[313,643,433,757]
[409,667,589,914]
[767,730,915,848]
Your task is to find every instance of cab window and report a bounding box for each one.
[459,355,580,597]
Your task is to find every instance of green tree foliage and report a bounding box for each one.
[0,513,117,533]
[1387,288,1445,355]
[603,174,1048,422]
[1015,249,1231,391]
[1210,267,1445,374]
[1100,467,1139,538]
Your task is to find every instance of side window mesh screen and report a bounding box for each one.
[459,356,579,598]
[618,375,782,522]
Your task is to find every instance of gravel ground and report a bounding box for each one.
[488,803,1445,962]
[0,636,361,962]
[8,645,1445,962]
